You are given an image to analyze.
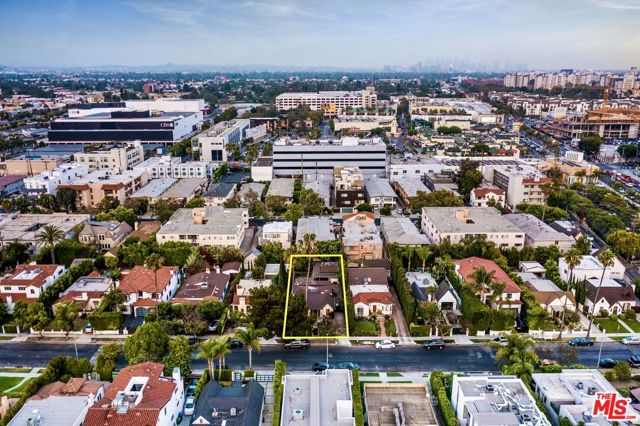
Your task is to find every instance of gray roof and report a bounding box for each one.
[204,182,236,198]
[8,396,90,426]
[160,178,207,199]
[364,178,396,198]
[132,178,177,198]
[422,207,522,234]
[266,178,295,198]
[296,216,335,242]
[238,182,265,199]
[190,380,264,426]
[380,217,429,245]
[503,213,574,244]
[158,207,247,236]
[303,180,331,206]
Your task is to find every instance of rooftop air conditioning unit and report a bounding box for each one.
[293,409,304,420]
[230,407,237,416]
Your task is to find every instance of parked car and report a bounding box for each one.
[312,362,334,372]
[184,396,195,416]
[622,336,640,346]
[491,336,508,346]
[335,361,360,370]
[229,339,244,349]
[599,358,616,368]
[424,338,446,350]
[284,340,310,350]
[84,323,93,334]
[375,339,396,349]
[186,379,197,397]
[568,337,594,347]
[628,355,640,368]
[208,320,219,332]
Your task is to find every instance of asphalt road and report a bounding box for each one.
[3,342,640,373]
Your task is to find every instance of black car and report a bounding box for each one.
[424,338,446,350]
[312,362,334,372]
[568,337,594,347]
[629,355,640,368]
[284,340,310,350]
[185,379,198,397]
[599,358,616,368]
[229,339,244,349]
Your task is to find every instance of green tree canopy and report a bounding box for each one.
[124,321,170,364]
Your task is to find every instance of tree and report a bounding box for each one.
[299,188,325,215]
[35,224,65,264]
[124,322,170,364]
[96,343,122,380]
[558,249,581,339]
[284,203,304,223]
[414,247,432,272]
[197,336,230,379]
[586,249,616,338]
[99,289,127,312]
[617,144,638,160]
[96,206,137,227]
[355,203,373,213]
[163,336,192,377]
[469,266,495,302]
[573,235,591,255]
[457,159,483,200]
[53,301,81,337]
[265,196,287,214]
[417,301,440,324]
[493,332,538,383]
[578,135,603,156]
[56,188,77,212]
[606,230,640,261]
[13,301,49,334]
[410,190,463,213]
[235,324,265,369]
[185,196,206,208]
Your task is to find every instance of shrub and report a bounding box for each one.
[614,361,632,381]
[194,370,209,399]
[244,370,255,379]
[213,368,232,382]
[409,324,431,337]
[430,371,459,426]
[88,311,124,330]
[351,370,364,426]
[272,360,286,426]
[610,314,618,321]
[604,370,616,382]
[625,309,637,320]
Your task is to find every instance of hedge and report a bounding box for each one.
[39,259,94,314]
[88,311,124,330]
[272,360,286,426]
[213,368,232,382]
[390,257,416,324]
[351,370,364,426]
[409,324,431,337]
[194,369,210,399]
[430,371,459,426]
[244,369,255,379]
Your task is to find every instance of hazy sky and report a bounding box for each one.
[1,0,639,69]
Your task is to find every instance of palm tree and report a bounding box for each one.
[235,325,264,369]
[213,336,231,379]
[558,249,581,339]
[35,224,65,264]
[145,254,165,320]
[586,249,616,338]
[404,246,415,272]
[196,338,218,378]
[302,233,316,301]
[493,332,539,383]
[414,247,432,273]
[488,282,506,309]
[469,266,495,303]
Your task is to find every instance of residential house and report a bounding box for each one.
[238,182,265,204]
[78,221,133,252]
[406,272,459,311]
[54,272,113,314]
[118,266,181,317]
[364,178,397,209]
[259,221,293,249]
[172,269,230,305]
[380,217,430,246]
[0,264,66,313]
[503,213,574,251]
[348,267,392,317]
[0,175,26,197]
[191,381,264,426]
[342,212,383,262]
[518,261,546,277]
[295,216,336,244]
[202,182,236,206]
[519,273,576,316]
[221,261,242,277]
[292,278,335,317]
[231,278,272,314]
[266,178,295,201]
[453,257,523,312]
[559,254,626,282]
[584,278,636,315]
[83,363,184,426]
[469,187,506,208]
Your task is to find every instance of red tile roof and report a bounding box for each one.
[453,257,521,294]
[119,266,177,295]
[353,291,393,306]
[2,264,63,289]
[472,187,505,197]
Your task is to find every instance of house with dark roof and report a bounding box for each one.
[172,269,230,304]
[292,278,335,317]
[190,380,264,426]
[118,266,182,317]
[203,182,237,206]
[584,278,636,316]
[0,263,66,313]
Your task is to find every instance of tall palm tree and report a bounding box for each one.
[235,325,264,369]
[494,332,539,383]
[488,282,506,309]
[586,249,616,338]
[404,246,415,272]
[145,254,165,320]
[35,224,65,264]
[213,336,231,379]
[558,249,581,339]
[302,233,316,301]
[469,266,495,303]
[196,338,218,378]
[414,247,432,273]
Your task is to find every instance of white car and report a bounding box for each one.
[375,339,396,349]
[184,396,195,416]
[622,336,640,345]
[491,336,508,347]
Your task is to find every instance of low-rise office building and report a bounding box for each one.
[24,164,89,196]
[276,87,377,114]
[57,169,149,209]
[73,141,144,173]
[192,119,250,162]
[134,155,214,179]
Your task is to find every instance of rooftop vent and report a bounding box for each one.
[587,386,598,395]
[486,384,495,392]
[293,409,304,420]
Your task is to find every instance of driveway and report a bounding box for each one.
[389,287,414,345]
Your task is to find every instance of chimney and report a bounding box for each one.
[206,267,211,274]
[215,265,221,274]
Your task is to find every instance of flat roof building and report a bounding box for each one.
[380,217,430,246]
[57,169,149,209]
[296,216,336,243]
[157,207,249,248]
[130,178,178,202]
[276,87,376,114]
[157,177,207,202]
[0,213,89,248]
[266,177,295,200]
[23,163,89,196]
[73,141,144,173]
[134,155,214,179]
[364,383,438,426]
[192,119,250,162]
[364,178,397,209]
[504,213,575,251]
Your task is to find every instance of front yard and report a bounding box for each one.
[623,318,640,333]
[595,318,626,333]
[351,319,379,336]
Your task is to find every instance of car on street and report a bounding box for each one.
[375,339,396,349]
[284,340,310,350]
[622,336,640,345]
[629,355,640,368]
[568,337,594,346]
[599,358,616,368]
[312,361,335,372]
[184,396,195,416]
[335,361,360,370]
[491,336,508,346]
[185,379,197,397]
[229,339,244,349]
[424,338,446,350]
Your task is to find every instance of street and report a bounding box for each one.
[2,341,640,373]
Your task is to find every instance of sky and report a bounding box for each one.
[0,0,639,70]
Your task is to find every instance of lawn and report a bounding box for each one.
[623,318,640,333]
[385,318,397,337]
[595,318,626,333]
[359,372,380,377]
[0,368,32,373]
[0,377,23,394]
[352,319,379,337]
[4,378,34,397]
[386,372,403,377]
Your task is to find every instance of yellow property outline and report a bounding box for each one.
[282,253,350,340]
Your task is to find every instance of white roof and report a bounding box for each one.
[262,221,293,234]
[9,396,89,426]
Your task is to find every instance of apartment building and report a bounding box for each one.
[559,254,626,283]
[469,187,506,208]
[192,119,250,162]
[23,163,89,196]
[0,213,89,248]
[542,151,600,186]
[275,87,377,114]
[272,136,386,178]
[156,207,249,248]
[0,175,26,197]
[57,169,149,209]
[364,178,397,209]
[334,166,366,212]
[266,178,295,201]
[380,217,430,246]
[0,154,65,177]
[295,216,336,244]
[342,212,383,262]
[134,155,214,179]
[304,179,332,207]
[0,264,66,313]
[78,220,133,251]
[392,177,430,207]
[482,164,552,208]
[73,142,144,173]
[503,213,575,251]
[251,156,273,181]
[421,207,525,248]
[451,375,550,426]
[259,221,293,249]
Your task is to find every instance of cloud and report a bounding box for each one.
[588,0,640,10]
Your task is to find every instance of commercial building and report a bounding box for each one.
[0,175,25,197]
[251,156,273,181]
[532,369,638,425]
[276,87,377,114]
[78,220,133,251]
[156,207,249,248]
[364,178,397,209]
[295,216,336,244]
[272,137,387,178]
[134,155,214,179]
[281,370,355,426]
[342,212,383,262]
[0,264,66,313]
[334,166,366,212]
[364,383,438,426]
[57,169,149,209]
[84,362,184,426]
[503,213,575,251]
[550,110,640,140]
[333,114,396,133]
[451,374,550,426]
[73,141,144,173]
[421,207,525,248]
[259,221,293,249]
[49,110,199,144]
[23,164,89,196]
[482,164,552,208]
[192,119,250,162]
[0,213,89,248]
[0,154,66,177]
[380,217,430,246]
[68,99,207,118]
